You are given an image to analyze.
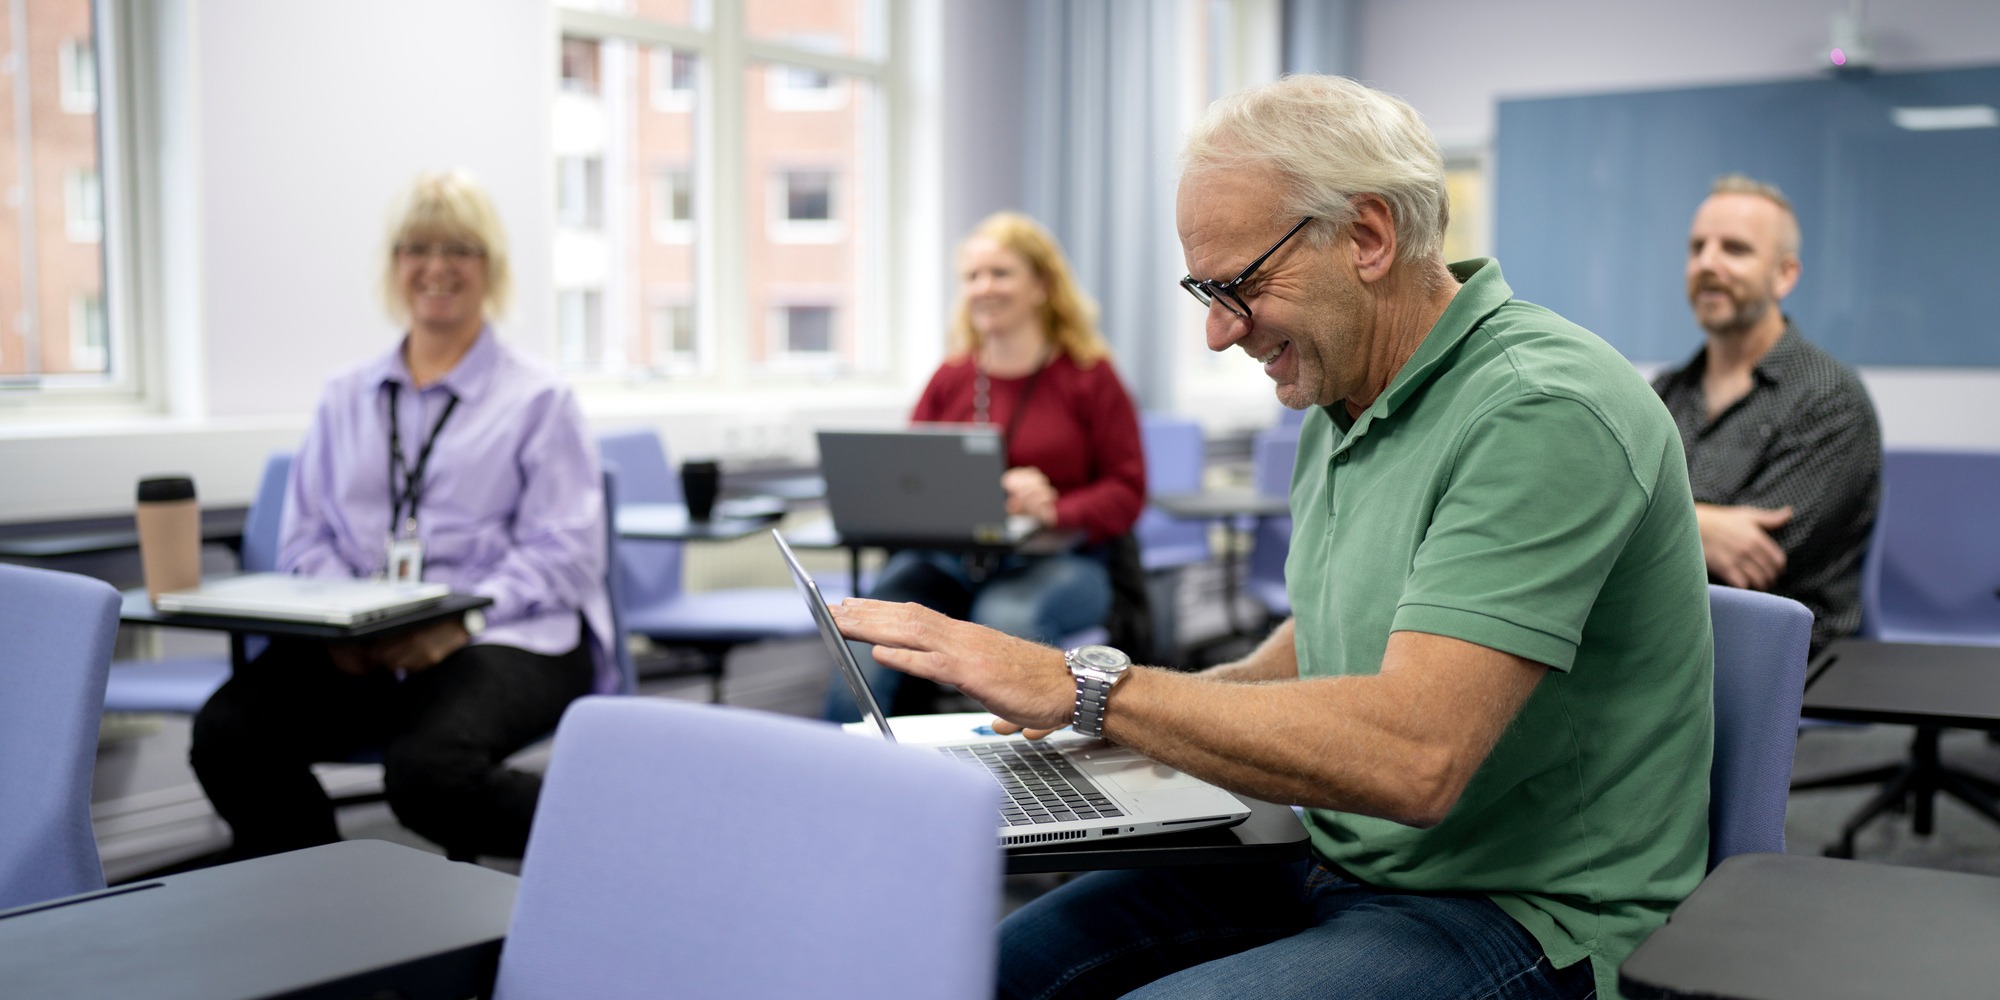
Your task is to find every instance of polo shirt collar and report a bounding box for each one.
[1334,258,1513,439]
[373,324,500,399]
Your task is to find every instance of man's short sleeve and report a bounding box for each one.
[1392,393,1651,671]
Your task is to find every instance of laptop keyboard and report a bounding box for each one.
[937,742,1128,827]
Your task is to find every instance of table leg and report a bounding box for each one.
[230,633,250,672]
[849,545,863,600]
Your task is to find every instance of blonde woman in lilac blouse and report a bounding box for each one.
[190,172,610,861]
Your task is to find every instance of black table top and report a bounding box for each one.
[1802,639,2000,730]
[1619,852,2000,1000]
[1152,490,1290,520]
[1006,796,1310,875]
[0,840,517,1000]
[616,499,785,541]
[782,518,1084,556]
[0,507,250,559]
[120,587,492,641]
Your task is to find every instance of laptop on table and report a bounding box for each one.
[154,572,452,627]
[816,427,1042,547]
[772,531,1250,847]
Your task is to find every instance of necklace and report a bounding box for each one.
[973,343,1054,426]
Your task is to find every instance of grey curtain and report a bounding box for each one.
[1019,0,1184,411]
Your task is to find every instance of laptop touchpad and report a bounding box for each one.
[1072,746,1190,793]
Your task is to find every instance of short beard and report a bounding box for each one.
[1697,293,1772,337]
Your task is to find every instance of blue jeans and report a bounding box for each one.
[998,861,1597,1000]
[822,548,1111,722]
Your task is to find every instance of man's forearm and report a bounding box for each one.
[1199,618,1300,682]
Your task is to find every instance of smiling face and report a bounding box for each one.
[958,236,1047,344]
[394,229,490,339]
[1685,192,1799,337]
[1178,167,1366,410]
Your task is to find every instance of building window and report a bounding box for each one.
[775,304,836,355]
[649,47,697,112]
[69,294,108,372]
[765,36,846,112]
[651,301,698,372]
[652,167,694,243]
[558,289,604,370]
[60,38,98,113]
[560,37,600,95]
[772,169,839,243]
[64,170,103,243]
[557,157,603,229]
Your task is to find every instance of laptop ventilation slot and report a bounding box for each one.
[1003,828,1090,847]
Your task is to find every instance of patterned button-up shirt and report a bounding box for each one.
[1653,320,1881,653]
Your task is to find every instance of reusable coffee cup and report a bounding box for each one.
[136,475,202,603]
[681,460,721,522]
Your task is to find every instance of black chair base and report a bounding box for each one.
[1792,725,2000,857]
[634,643,728,703]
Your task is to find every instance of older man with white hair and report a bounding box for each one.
[834,75,1713,1000]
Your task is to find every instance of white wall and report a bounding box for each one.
[1357,0,2000,448]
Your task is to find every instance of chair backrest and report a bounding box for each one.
[598,466,637,694]
[1134,414,1210,572]
[1861,448,2000,644]
[240,451,294,573]
[494,698,1000,1000]
[1707,584,1812,868]
[1246,425,1299,588]
[0,564,122,908]
[595,428,685,610]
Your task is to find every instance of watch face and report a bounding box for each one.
[1072,645,1128,672]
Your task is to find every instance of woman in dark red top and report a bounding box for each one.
[825,212,1145,721]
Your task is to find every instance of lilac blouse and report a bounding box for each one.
[278,327,616,692]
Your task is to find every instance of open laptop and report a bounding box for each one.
[154,572,451,627]
[816,427,1040,547]
[773,530,1250,847]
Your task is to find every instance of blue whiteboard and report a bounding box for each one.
[1494,65,2000,366]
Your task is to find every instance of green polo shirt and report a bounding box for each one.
[1291,259,1713,999]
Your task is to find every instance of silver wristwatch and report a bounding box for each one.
[1066,644,1132,738]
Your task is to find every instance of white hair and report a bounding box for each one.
[1180,75,1449,265]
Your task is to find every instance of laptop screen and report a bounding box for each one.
[771,531,897,741]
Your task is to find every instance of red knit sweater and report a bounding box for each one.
[910,353,1145,543]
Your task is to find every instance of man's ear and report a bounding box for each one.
[1773,253,1801,301]
[1346,195,1397,284]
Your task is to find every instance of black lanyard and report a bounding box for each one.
[385,382,460,538]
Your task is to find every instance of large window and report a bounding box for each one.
[2,0,136,395]
[552,0,892,385]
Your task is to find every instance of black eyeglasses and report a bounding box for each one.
[395,241,487,263]
[1179,216,1313,321]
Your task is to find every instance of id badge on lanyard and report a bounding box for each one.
[387,532,425,584]
[384,382,458,585]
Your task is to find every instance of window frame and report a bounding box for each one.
[2,0,160,413]
[552,4,904,396]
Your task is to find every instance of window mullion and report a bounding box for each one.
[708,0,747,392]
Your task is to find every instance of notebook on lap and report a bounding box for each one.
[154,572,451,627]
[773,530,1250,847]
[816,427,1040,546]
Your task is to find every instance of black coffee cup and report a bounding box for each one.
[681,460,721,521]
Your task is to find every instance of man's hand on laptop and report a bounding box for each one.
[1001,467,1060,526]
[831,598,1073,735]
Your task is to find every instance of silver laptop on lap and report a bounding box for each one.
[816,427,1040,546]
[154,572,451,627]
[773,531,1250,848]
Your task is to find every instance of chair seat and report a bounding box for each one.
[102,657,232,715]
[624,588,821,644]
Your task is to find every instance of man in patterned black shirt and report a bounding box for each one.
[1654,175,1881,654]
